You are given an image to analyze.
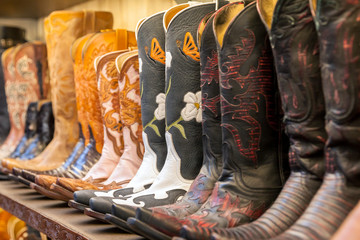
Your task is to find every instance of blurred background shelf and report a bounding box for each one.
[0,179,143,240]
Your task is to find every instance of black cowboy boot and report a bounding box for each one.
[271,0,360,239]
[20,101,54,160]
[71,10,168,212]
[9,101,39,158]
[209,0,327,239]
[103,2,216,231]
[177,2,287,240]
[126,4,227,239]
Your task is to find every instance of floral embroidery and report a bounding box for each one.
[165,77,202,139]
[181,91,202,123]
[143,93,165,137]
[154,93,166,120]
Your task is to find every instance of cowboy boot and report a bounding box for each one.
[208,0,327,239]
[169,2,288,240]
[53,50,142,199]
[63,29,137,181]
[0,42,47,159]
[71,11,168,212]
[46,30,137,191]
[34,32,137,200]
[2,11,113,172]
[0,27,26,145]
[101,3,216,231]
[127,6,227,239]
[19,100,54,160]
[8,101,38,158]
[271,0,360,239]
[17,33,96,185]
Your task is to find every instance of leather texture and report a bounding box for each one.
[0,27,26,145]
[0,42,48,159]
[72,7,176,211]
[2,11,114,171]
[108,4,216,221]
[177,3,286,239]
[53,31,138,191]
[81,50,128,183]
[52,50,142,194]
[9,101,38,158]
[99,50,143,187]
[19,101,54,160]
[209,0,328,239]
[272,0,360,239]
[121,10,168,197]
[132,10,225,239]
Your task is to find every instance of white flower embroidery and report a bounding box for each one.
[166,51,172,69]
[154,93,166,120]
[181,91,202,123]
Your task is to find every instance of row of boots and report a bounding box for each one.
[0,0,358,239]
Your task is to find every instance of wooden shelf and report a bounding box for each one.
[0,179,144,240]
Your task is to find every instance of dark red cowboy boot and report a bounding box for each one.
[209,0,327,239]
[166,2,286,240]
[270,0,360,239]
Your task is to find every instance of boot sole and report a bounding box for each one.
[50,183,74,200]
[104,213,137,234]
[68,199,87,212]
[30,182,71,202]
[84,207,107,222]
[127,217,172,240]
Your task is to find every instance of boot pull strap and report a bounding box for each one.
[83,10,96,34]
[116,29,128,50]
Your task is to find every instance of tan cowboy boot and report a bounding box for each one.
[2,11,113,172]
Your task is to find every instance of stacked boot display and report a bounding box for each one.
[0,0,359,239]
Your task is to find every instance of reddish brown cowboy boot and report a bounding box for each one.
[209,0,327,239]
[175,2,287,239]
[271,0,360,239]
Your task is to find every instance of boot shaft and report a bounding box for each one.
[116,51,144,161]
[36,101,54,144]
[214,1,284,189]
[71,33,94,144]
[257,0,327,178]
[165,2,216,180]
[137,11,167,173]
[198,12,223,180]
[96,50,128,157]
[313,0,360,184]
[81,29,137,153]
[44,11,113,146]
